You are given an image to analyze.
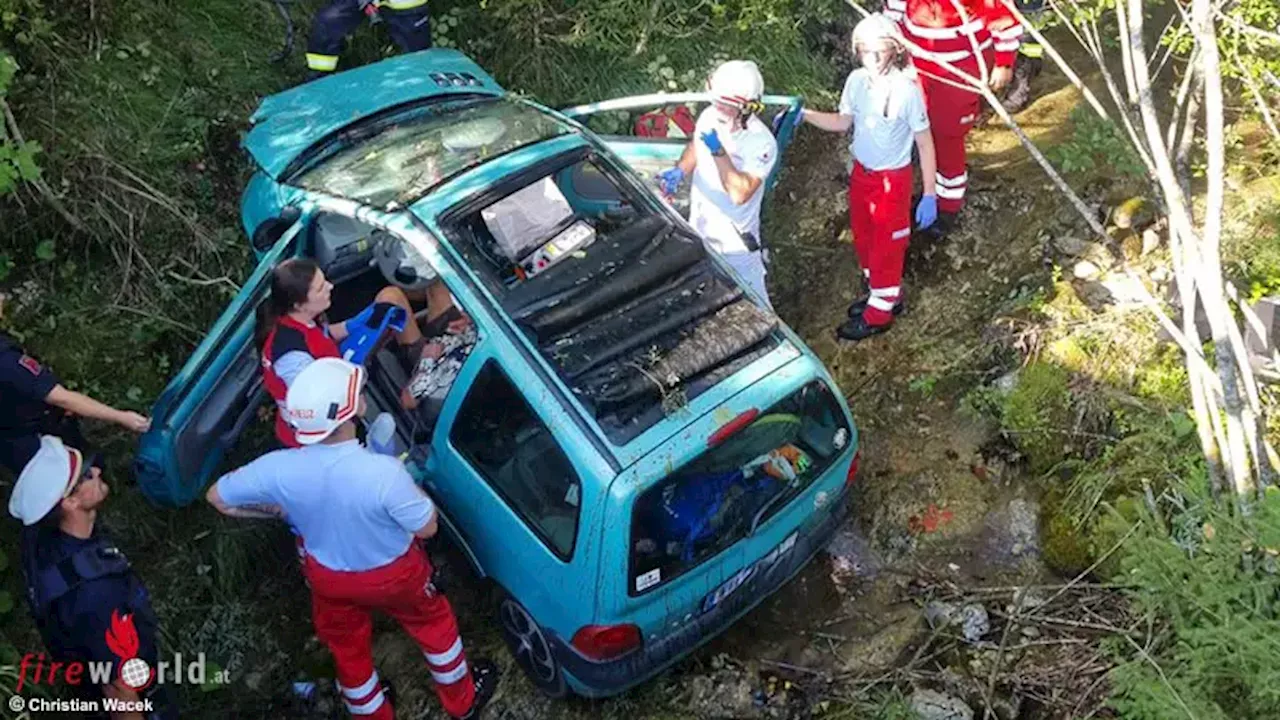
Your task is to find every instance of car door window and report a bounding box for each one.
[449,361,581,559]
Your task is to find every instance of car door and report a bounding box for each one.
[133,211,310,507]
[559,91,803,212]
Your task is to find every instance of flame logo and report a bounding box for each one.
[105,611,153,690]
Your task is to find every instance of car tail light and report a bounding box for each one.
[571,624,642,661]
[708,408,760,447]
[845,450,862,489]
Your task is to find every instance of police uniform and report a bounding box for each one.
[0,332,86,475]
[11,437,177,720]
[306,0,431,75]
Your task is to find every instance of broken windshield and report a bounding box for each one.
[290,97,570,208]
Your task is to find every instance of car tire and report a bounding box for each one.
[497,593,568,698]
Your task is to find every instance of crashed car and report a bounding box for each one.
[134,49,860,698]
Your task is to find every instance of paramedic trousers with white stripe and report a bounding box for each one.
[307,0,431,74]
[918,53,992,214]
[304,546,476,719]
[850,162,913,326]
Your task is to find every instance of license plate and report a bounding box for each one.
[700,531,798,614]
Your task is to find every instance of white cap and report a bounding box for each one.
[285,358,365,445]
[9,436,82,526]
[853,13,901,50]
[708,60,765,108]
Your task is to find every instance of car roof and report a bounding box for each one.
[244,49,503,179]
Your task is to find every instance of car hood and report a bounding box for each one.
[243,49,502,179]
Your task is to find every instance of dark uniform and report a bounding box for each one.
[0,332,85,475]
[306,0,431,75]
[20,525,177,719]
[1002,0,1045,113]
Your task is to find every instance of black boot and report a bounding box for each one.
[1001,54,1042,114]
[836,315,893,342]
[918,211,959,242]
[457,660,500,720]
[847,295,907,318]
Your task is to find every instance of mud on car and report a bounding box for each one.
[134,50,860,698]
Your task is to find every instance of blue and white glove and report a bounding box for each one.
[771,108,805,135]
[657,166,685,197]
[700,129,725,155]
[915,194,938,230]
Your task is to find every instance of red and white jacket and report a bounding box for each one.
[885,0,1023,75]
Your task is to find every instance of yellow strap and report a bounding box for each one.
[380,0,428,9]
[306,53,339,72]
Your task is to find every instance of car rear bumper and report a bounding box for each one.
[550,488,850,698]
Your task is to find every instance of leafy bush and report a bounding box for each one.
[1048,105,1145,180]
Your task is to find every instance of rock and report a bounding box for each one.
[1142,227,1162,255]
[1112,196,1155,230]
[686,671,762,719]
[827,526,883,588]
[924,601,958,629]
[1099,273,1148,306]
[840,605,922,673]
[1053,235,1090,257]
[994,370,1020,393]
[1074,280,1114,311]
[1072,260,1102,280]
[979,499,1042,567]
[911,688,975,720]
[925,602,990,642]
[1119,232,1144,263]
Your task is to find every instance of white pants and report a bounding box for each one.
[722,250,772,309]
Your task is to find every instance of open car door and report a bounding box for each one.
[134,211,310,507]
[560,92,802,213]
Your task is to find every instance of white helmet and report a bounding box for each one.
[707,60,765,109]
[9,436,83,525]
[286,357,365,445]
[852,13,902,51]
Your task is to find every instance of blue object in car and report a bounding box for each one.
[133,49,854,700]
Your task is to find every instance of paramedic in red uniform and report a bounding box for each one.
[257,258,423,447]
[799,13,937,341]
[206,358,498,720]
[884,0,1023,235]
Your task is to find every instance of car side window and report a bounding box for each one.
[449,360,581,560]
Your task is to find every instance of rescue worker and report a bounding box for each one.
[798,13,937,341]
[657,60,779,307]
[206,358,498,720]
[1001,0,1045,113]
[256,258,423,448]
[883,0,1023,235]
[10,436,177,719]
[306,0,431,77]
[0,326,150,475]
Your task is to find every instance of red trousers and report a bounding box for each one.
[917,55,990,213]
[849,162,914,326]
[304,547,476,719]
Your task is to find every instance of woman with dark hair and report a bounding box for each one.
[257,258,423,447]
[797,13,938,342]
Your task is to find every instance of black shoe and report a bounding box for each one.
[381,679,397,711]
[1001,54,1042,113]
[836,316,893,342]
[847,295,907,319]
[457,660,499,720]
[918,211,959,241]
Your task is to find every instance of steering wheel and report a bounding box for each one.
[373,231,437,293]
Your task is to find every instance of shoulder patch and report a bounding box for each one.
[18,354,42,375]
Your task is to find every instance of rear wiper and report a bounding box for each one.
[749,477,799,536]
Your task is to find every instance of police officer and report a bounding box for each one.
[306,0,431,77]
[0,329,150,475]
[9,436,176,720]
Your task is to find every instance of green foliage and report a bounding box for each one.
[0,52,42,198]
[1048,105,1145,180]
[1001,362,1072,474]
[1106,488,1280,719]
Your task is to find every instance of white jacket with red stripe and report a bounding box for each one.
[885,0,1023,72]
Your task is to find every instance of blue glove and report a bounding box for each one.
[700,129,725,155]
[915,194,938,230]
[657,166,685,196]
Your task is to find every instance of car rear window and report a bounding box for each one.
[628,380,850,595]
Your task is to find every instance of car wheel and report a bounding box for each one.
[497,594,568,698]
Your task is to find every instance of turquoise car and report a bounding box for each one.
[134,50,860,698]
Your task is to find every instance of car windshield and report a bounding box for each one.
[628,381,851,595]
[290,96,570,208]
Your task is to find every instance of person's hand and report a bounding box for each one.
[118,411,151,433]
[656,166,685,197]
[915,194,938,230]
[700,129,725,155]
[771,108,805,134]
[990,66,1014,92]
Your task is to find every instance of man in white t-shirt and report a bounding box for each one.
[657,60,779,308]
[798,13,938,341]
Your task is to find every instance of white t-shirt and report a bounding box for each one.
[215,440,436,572]
[838,67,930,171]
[689,107,778,255]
